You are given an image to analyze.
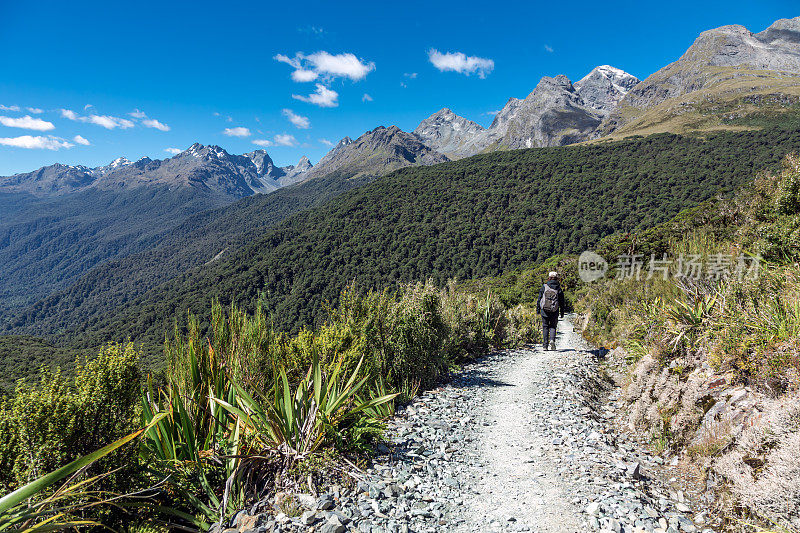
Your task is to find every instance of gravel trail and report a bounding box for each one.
[226,316,717,533]
[451,320,586,531]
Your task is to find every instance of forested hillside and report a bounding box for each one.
[7,126,799,365]
[0,186,233,313]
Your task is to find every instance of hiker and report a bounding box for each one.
[536,271,565,350]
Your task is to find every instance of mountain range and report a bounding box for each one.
[2,16,800,367]
[0,143,310,198]
[5,16,800,199]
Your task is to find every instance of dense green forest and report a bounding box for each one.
[0,186,231,313]
[0,337,92,393]
[5,126,799,369]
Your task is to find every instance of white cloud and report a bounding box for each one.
[274,134,297,146]
[86,114,135,129]
[61,109,134,129]
[291,69,319,82]
[0,115,55,131]
[292,84,338,107]
[84,103,94,110]
[362,93,373,102]
[252,134,298,147]
[73,135,90,145]
[26,107,43,114]
[404,72,418,79]
[0,135,73,150]
[274,53,297,65]
[428,49,494,78]
[282,108,311,129]
[142,118,170,131]
[164,147,182,154]
[129,109,169,131]
[223,126,251,137]
[485,109,500,116]
[0,104,20,112]
[305,51,374,81]
[275,51,374,82]
[319,138,334,147]
[544,44,554,53]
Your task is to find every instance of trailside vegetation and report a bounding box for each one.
[0,281,538,530]
[576,154,800,530]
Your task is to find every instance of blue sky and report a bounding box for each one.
[0,0,796,175]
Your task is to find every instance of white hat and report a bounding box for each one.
[548,271,558,278]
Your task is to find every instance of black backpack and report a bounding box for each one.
[540,284,559,313]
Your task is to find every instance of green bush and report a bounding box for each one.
[0,343,141,492]
[776,154,800,215]
[504,304,539,346]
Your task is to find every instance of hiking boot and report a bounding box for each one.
[549,341,556,351]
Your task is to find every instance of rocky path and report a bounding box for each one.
[228,317,717,533]
[449,322,587,532]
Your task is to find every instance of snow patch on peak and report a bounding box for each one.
[574,65,640,115]
[187,143,205,157]
[596,65,628,78]
[204,145,227,159]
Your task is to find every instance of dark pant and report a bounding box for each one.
[542,313,559,346]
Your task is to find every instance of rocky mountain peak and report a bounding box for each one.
[182,143,229,160]
[413,108,487,158]
[497,73,602,149]
[92,156,133,176]
[679,19,800,71]
[429,108,456,119]
[299,125,449,185]
[756,16,800,47]
[575,65,640,115]
[316,137,354,168]
[132,157,153,169]
[335,136,354,149]
[282,155,313,174]
[524,74,584,105]
[603,16,800,135]
[535,75,575,92]
[362,126,408,146]
[243,149,277,177]
[275,155,314,187]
